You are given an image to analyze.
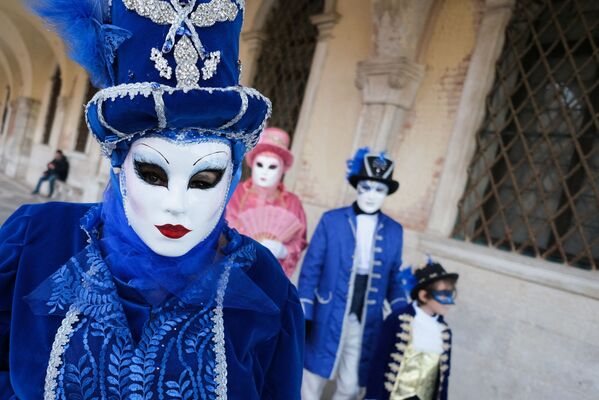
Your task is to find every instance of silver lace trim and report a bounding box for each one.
[44,306,81,400]
[153,88,167,129]
[217,88,248,130]
[212,262,232,399]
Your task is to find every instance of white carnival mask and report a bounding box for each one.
[251,153,284,188]
[356,180,389,214]
[121,136,233,257]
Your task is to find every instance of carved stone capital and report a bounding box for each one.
[310,11,341,40]
[356,57,425,109]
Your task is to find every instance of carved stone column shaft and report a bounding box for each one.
[1,97,40,179]
[340,0,434,204]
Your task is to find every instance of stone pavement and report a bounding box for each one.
[0,173,45,225]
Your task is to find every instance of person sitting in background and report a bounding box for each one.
[365,261,459,400]
[31,149,69,197]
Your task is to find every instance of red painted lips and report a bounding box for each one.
[155,224,192,239]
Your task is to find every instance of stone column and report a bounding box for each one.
[1,97,40,179]
[286,10,340,189]
[340,0,434,204]
[239,30,269,86]
[427,0,516,236]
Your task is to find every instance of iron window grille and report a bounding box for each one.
[251,0,324,138]
[454,0,599,270]
[42,67,62,145]
[74,80,97,153]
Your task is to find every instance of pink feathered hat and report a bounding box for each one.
[246,127,294,171]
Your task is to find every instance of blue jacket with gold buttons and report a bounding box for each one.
[364,303,452,400]
[298,206,406,386]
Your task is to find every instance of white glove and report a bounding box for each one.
[261,239,288,260]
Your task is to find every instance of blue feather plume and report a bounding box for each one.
[399,266,417,300]
[346,147,370,179]
[29,0,131,88]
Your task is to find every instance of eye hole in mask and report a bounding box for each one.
[134,161,168,187]
[188,169,225,190]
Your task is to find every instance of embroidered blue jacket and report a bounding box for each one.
[297,206,406,386]
[0,202,304,399]
[365,303,452,400]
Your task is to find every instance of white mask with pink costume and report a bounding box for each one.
[226,127,307,278]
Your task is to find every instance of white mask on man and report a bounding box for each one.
[121,136,233,257]
[251,153,284,188]
[356,180,389,214]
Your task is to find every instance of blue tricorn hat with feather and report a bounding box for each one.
[31,0,270,167]
[346,147,399,194]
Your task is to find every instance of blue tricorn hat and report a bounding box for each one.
[31,0,271,167]
[346,147,399,194]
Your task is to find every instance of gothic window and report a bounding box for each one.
[251,0,325,139]
[42,67,62,145]
[454,0,599,270]
[74,80,97,153]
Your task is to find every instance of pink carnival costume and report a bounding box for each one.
[227,128,307,277]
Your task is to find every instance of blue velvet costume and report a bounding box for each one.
[298,206,407,386]
[0,0,304,398]
[0,202,303,399]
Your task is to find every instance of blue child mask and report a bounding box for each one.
[429,290,457,305]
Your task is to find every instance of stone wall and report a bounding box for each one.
[386,0,483,231]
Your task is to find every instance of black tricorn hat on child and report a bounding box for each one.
[410,261,459,301]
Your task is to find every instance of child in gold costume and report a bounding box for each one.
[365,261,459,400]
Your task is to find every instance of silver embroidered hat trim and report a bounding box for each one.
[86,82,271,156]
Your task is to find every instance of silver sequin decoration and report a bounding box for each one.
[122,0,240,88]
[150,48,173,79]
[202,51,221,80]
[191,0,238,27]
[174,36,200,90]
[122,0,177,24]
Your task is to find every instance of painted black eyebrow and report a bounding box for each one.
[139,143,170,165]
[193,150,228,166]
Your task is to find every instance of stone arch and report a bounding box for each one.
[248,0,276,32]
[0,11,33,97]
[248,0,338,35]
[0,51,16,92]
[6,7,71,93]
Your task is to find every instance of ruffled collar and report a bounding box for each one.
[26,204,279,327]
